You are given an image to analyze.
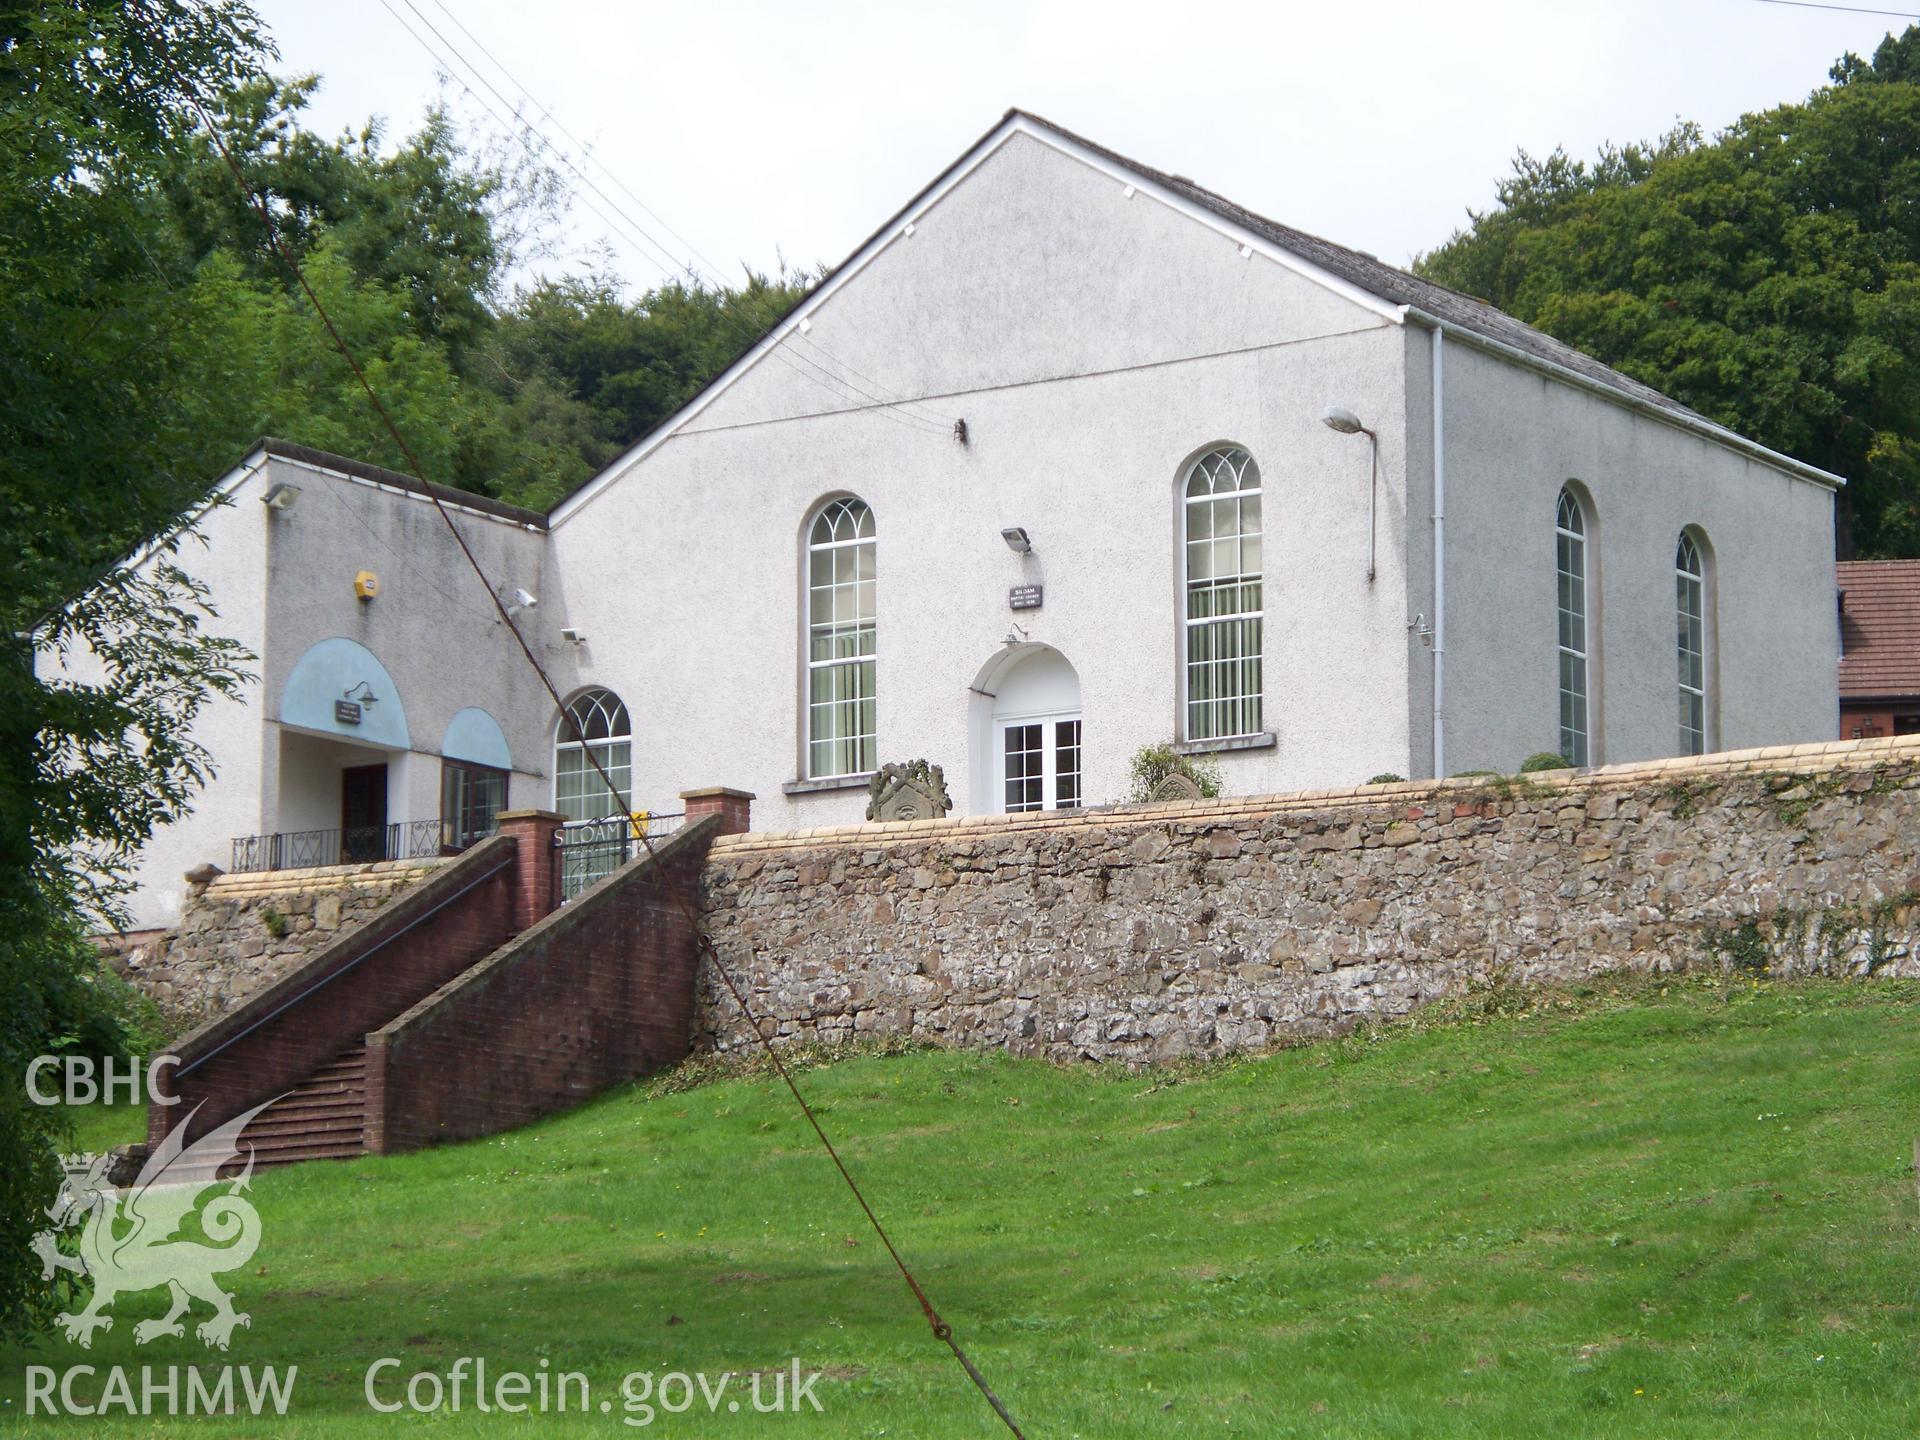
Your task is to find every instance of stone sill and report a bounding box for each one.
[1173,732,1277,757]
[782,772,874,796]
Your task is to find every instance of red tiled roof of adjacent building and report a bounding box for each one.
[1838,559,1920,700]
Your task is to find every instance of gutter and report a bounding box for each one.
[1397,306,1846,492]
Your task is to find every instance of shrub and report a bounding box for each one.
[1366,772,1407,786]
[1127,743,1222,802]
[1520,751,1573,773]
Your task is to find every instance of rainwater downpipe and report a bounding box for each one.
[1430,323,1446,780]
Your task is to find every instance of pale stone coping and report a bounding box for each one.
[707,733,1920,857]
[204,856,446,898]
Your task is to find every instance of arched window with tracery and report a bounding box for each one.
[806,497,877,778]
[1183,446,1264,741]
[1556,488,1591,766]
[554,688,632,822]
[1676,530,1709,756]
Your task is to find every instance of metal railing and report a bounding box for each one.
[229,819,455,874]
[553,812,684,903]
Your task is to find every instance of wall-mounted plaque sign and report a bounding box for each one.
[1009,584,1044,611]
[335,699,364,725]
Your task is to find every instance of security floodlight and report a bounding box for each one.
[1320,406,1367,435]
[560,626,585,645]
[1000,526,1032,555]
[261,483,301,511]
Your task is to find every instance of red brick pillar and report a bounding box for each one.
[680,787,754,837]
[496,809,565,929]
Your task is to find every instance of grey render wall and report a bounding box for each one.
[96,451,552,930]
[547,127,1420,826]
[255,452,552,838]
[695,735,1920,1062]
[1439,341,1839,774]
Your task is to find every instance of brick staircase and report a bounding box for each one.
[245,1042,369,1167]
[154,800,732,1168]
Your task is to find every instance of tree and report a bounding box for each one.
[1416,29,1920,558]
[0,0,267,1335]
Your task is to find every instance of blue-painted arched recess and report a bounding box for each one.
[443,706,511,770]
[280,637,411,749]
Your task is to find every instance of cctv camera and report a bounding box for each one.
[512,587,538,609]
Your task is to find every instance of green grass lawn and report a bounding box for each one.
[60,1095,147,1157]
[4,975,1917,1436]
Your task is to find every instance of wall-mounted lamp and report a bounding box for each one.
[560,626,586,646]
[1003,622,1029,648]
[261,483,300,511]
[1320,406,1379,582]
[1000,526,1032,555]
[342,680,379,707]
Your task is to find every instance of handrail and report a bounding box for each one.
[174,851,515,1079]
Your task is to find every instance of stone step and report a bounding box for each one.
[247,1109,363,1139]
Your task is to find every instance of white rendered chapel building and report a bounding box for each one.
[78,111,1843,931]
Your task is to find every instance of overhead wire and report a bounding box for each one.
[375,0,947,435]
[1749,0,1918,17]
[152,32,1026,1440]
[387,0,953,433]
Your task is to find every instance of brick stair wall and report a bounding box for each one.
[151,833,523,1160]
[365,813,724,1154]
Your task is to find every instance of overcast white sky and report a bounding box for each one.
[252,0,1912,293]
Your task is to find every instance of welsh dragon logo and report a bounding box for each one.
[31,1099,277,1350]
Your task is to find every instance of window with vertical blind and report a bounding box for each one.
[1676,530,1708,756]
[806,497,877,778]
[1556,488,1591,766]
[441,761,507,850]
[1183,447,1263,741]
[554,688,631,821]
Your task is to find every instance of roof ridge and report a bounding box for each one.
[1005,108,1762,432]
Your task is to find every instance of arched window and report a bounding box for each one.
[806,497,876,778]
[1676,531,1708,756]
[1183,447,1263,741]
[554,688,632,822]
[1556,488,1590,766]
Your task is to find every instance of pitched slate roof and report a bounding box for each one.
[1010,110,1717,430]
[1838,559,1920,701]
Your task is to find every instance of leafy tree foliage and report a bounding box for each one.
[140,74,816,510]
[0,0,267,1337]
[1416,29,1920,557]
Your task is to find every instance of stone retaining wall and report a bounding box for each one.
[117,859,442,1026]
[695,736,1920,1063]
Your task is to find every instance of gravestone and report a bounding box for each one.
[1147,771,1204,804]
[866,759,953,822]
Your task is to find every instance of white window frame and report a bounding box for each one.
[805,497,877,780]
[1181,447,1264,742]
[1676,530,1708,756]
[1556,488,1590,767]
[998,714,1082,813]
[553,688,632,822]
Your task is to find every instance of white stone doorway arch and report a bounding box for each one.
[967,644,1082,815]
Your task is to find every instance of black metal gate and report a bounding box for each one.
[552,811,683,902]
